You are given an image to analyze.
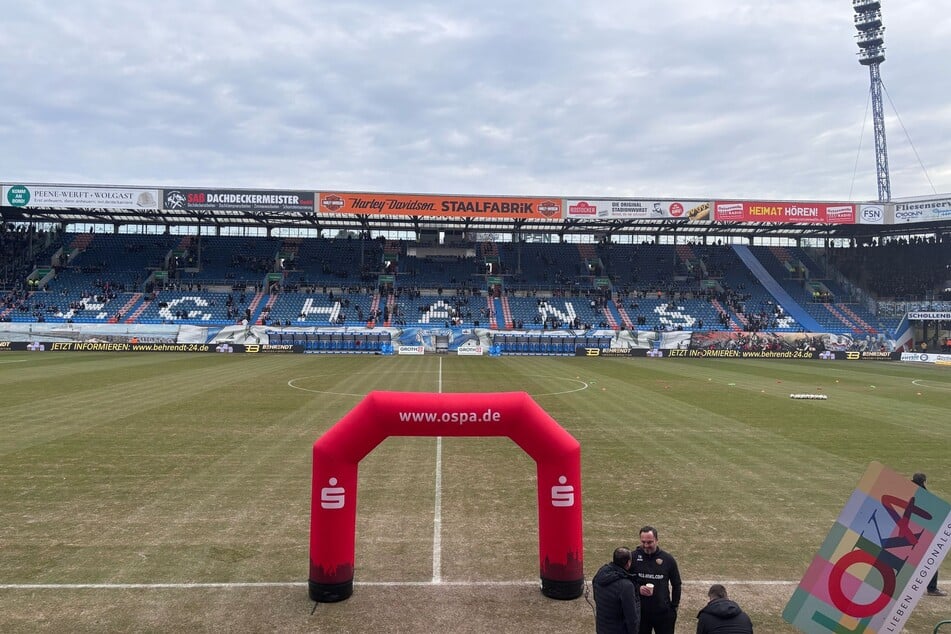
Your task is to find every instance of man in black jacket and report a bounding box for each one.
[593,546,640,634]
[631,526,682,634]
[912,472,948,596]
[696,584,753,633]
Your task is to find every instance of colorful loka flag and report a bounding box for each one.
[783,462,951,633]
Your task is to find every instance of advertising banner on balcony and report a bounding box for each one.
[857,203,886,225]
[162,189,315,213]
[3,184,160,210]
[714,201,856,224]
[317,192,562,219]
[892,196,951,224]
[565,199,710,221]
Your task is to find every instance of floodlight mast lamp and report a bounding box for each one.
[854,0,891,202]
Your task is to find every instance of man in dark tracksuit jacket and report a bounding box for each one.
[631,526,682,634]
[696,584,753,633]
[593,547,640,634]
[912,472,947,596]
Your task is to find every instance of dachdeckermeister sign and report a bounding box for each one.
[163,189,315,213]
[318,192,562,219]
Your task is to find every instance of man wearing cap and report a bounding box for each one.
[912,472,948,597]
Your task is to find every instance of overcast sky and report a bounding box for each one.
[1,1,949,202]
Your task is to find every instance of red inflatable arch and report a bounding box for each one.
[309,391,583,602]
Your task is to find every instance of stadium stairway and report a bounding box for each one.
[110,293,143,323]
[256,293,280,325]
[821,304,861,334]
[246,290,267,323]
[484,295,497,329]
[125,294,154,324]
[385,294,396,326]
[491,296,504,328]
[614,301,634,329]
[732,244,823,331]
[369,293,381,322]
[603,302,621,329]
[710,298,742,331]
[837,303,878,335]
[675,244,699,274]
[500,296,514,328]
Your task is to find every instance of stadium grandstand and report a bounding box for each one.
[1,183,949,358]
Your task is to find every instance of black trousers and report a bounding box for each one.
[638,609,676,634]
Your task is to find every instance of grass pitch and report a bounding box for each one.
[1,353,949,633]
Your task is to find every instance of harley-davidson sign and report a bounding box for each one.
[318,192,561,219]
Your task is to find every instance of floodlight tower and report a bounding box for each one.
[854,0,891,202]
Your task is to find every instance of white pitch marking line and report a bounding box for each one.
[432,437,443,584]
[911,379,951,391]
[0,583,305,589]
[286,375,589,398]
[432,356,444,583]
[0,580,797,590]
[437,355,443,394]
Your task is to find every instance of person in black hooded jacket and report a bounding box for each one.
[593,547,640,634]
[913,472,948,596]
[696,584,753,633]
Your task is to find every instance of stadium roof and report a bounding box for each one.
[2,182,949,242]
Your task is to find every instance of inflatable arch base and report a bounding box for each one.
[309,579,353,603]
[308,576,582,604]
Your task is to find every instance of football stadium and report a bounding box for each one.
[1,182,950,632]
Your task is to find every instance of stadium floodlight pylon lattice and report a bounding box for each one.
[854,0,891,202]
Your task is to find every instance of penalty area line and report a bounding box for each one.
[0,580,796,590]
